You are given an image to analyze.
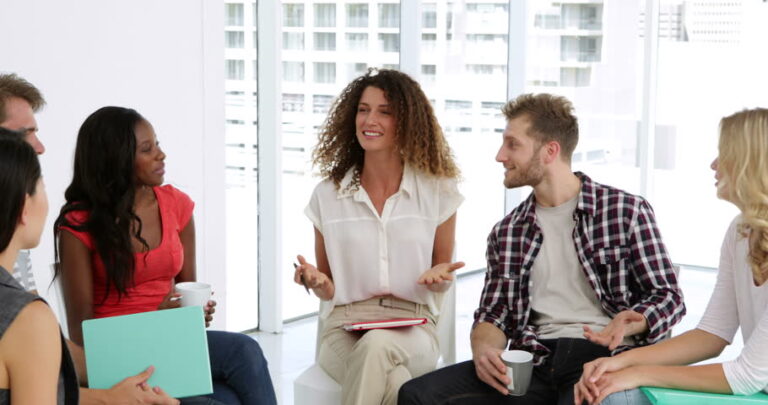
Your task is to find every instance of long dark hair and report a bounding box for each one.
[54,106,150,300]
[0,129,41,253]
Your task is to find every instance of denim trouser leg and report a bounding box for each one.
[205,330,277,405]
[600,389,652,405]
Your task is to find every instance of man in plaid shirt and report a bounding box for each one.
[399,93,685,405]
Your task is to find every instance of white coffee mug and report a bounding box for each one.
[175,282,212,308]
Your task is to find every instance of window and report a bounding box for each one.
[282,61,305,82]
[421,64,436,76]
[225,31,245,48]
[314,4,336,27]
[348,62,368,80]
[378,33,399,52]
[423,3,437,28]
[378,4,399,28]
[312,95,334,114]
[346,33,368,51]
[283,4,304,27]
[314,32,336,51]
[225,59,244,80]
[282,32,304,50]
[282,93,305,112]
[346,4,368,27]
[559,67,591,87]
[225,3,244,26]
[313,62,336,83]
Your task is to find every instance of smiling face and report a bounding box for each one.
[496,115,545,189]
[1,97,45,154]
[133,120,166,187]
[355,86,397,154]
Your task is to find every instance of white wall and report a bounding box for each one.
[0,0,228,328]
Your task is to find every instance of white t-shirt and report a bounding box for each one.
[697,215,768,395]
[305,165,463,318]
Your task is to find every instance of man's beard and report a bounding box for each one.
[503,150,544,189]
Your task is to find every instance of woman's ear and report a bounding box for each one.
[18,195,32,226]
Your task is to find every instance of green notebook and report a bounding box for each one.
[83,306,212,398]
[641,387,768,404]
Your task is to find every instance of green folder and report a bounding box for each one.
[83,306,212,398]
[641,387,768,404]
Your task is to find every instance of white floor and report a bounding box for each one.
[247,267,741,405]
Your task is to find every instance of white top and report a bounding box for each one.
[697,216,768,395]
[305,165,463,318]
[530,196,626,342]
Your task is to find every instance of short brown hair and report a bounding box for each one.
[502,93,578,161]
[0,73,46,123]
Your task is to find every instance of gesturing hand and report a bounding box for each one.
[294,254,331,290]
[583,310,647,350]
[417,261,465,285]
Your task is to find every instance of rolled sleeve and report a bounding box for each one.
[304,186,323,232]
[627,200,685,343]
[473,227,510,336]
[437,177,464,224]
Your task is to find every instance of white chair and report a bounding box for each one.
[293,283,457,405]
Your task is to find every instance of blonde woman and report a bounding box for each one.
[293,69,464,405]
[574,108,768,404]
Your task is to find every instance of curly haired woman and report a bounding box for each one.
[574,108,768,404]
[293,69,465,405]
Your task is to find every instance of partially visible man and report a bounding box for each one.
[398,93,686,405]
[0,73,46,293]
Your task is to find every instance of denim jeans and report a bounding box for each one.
[399,338,618,405]
[601,389,651,405]
[181,331,276,405]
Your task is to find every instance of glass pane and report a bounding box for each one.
[527,2,642,194]
[651,0,764,268]
[224,1,258,331]
[281,0,400,321]
[419,2,509,275]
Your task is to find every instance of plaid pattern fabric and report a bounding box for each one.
[474,172,685,365]
[12,249,37,292]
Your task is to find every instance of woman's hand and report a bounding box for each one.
[573,356,630,405]
[294,255,332,290]
[203,299,216,327]
[575,367,644,405]
[157,290,181,311]
[417,261,465,285]
[105,366,180,404]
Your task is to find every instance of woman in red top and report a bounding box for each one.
[54,106,276,405]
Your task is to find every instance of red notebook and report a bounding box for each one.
[342,318,428,331]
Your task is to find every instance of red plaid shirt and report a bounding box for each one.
[474,172,685,364]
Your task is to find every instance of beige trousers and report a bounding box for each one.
[318,296,440,405]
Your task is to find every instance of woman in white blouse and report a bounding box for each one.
[573,107,768,405]
[293,68,464,405]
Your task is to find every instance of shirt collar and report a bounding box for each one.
[336,164,414,200]
[518,171,597,223]
[0,265,24,291]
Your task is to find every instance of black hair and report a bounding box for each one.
[54,106,149,300]
[0,128,41,253]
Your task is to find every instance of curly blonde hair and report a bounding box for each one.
[312,68,459,187]
[718,108,768,285]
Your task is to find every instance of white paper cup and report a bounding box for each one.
[501,350,534,396]
[175,282,212,308]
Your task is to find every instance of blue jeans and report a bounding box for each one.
[181,331,276,405]
[399,338,612,405]
[601,389,651,405]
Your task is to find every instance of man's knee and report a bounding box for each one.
[398,376,426,405]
